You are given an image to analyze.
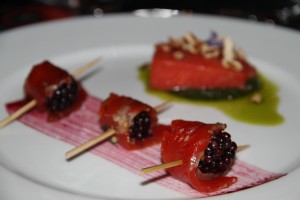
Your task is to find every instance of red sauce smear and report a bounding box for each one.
[6,96,285,197]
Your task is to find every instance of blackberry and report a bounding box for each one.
[198,131,237,174]
[129,111,152,141]
[45,80,79,112]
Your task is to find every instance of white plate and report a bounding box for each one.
[0,14,300,200]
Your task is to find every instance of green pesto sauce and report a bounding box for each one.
[138,66,284,126]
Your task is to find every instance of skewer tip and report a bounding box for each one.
[237,144,250,152]
[154,100,172,113]
[0,99,37,129]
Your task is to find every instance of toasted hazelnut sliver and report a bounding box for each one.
[182,43,190,51]
[223,37,234,61]
[189,45,198,54]
[184,32,198,45]
[194,40,203,48]
[222,59,230,68]
[221,59,243,71]
[182,43,197,54]
[173,50,184,60]
[251,92,263,104]
[200,43,209,55]
[206,46,220,56]
[201,43,219,55]
[203,50,220,59]
[231,60,243,71]
[168,37,181,48]
[161,44,171,52]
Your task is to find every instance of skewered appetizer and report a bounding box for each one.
[159,119,238,193]
[98,93,164,150]
[6,95,284,196]
[24,61,87,121]
[149,32,260,100]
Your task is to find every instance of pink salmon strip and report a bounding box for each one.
[6,96,285,197]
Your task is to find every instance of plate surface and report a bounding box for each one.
[0,14,300,200]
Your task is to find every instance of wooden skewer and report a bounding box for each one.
[66,129,116,160]
[71,57,101,78]
[236,144,249,152]
[65,101,172,160]
[0,57,101,129]
[141,160,184,175]
[0,99,37,128]
[140,145,249,174]
[154,100,172,113]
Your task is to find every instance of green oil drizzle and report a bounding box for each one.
[138,66,284,126]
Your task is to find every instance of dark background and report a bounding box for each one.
[1,0,300,31]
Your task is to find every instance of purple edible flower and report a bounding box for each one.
[206,31,223,47]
